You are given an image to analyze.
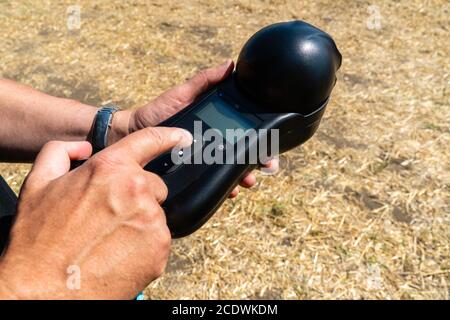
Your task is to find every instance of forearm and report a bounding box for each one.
[0,78,98,162]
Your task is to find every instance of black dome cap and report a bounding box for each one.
[236,21,342,115]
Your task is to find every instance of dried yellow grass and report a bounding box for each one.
[0,0,448,299]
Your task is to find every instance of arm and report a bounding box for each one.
[0,78,129,162]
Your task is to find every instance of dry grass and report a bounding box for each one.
[0,0,449,299]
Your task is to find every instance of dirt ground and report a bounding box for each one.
[0,0,448,299]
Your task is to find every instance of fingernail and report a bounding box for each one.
[221,59,232,68]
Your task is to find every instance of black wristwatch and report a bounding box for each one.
[90,104,120,153]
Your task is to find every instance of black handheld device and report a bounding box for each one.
[145,20,342,238]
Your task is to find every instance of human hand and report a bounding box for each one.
[110,60,278,197]
[0,126,192,299]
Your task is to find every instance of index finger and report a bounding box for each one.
[104,126,192,167]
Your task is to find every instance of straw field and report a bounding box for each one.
[0,0,448,299]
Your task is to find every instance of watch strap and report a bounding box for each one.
[91,104,119,153]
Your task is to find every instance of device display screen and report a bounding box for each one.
[195,95,259,143]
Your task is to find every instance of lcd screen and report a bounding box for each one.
[195,96,259,143]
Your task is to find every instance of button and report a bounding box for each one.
[145,152,180,175]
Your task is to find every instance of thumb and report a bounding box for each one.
[104,126,192,167]
[27,141,92,187]
[181,59,234,100]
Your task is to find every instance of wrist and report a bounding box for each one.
[0,255,64,300]
[107,109,133,145]
[0,276,18,299]
[60,98,98,142]
[0,259,25,299]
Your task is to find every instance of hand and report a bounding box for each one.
[111,60,278,197]
[0,126,192,299]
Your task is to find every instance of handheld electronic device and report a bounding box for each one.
[145,20,342,237]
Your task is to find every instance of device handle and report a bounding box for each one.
[0,176,18,253]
